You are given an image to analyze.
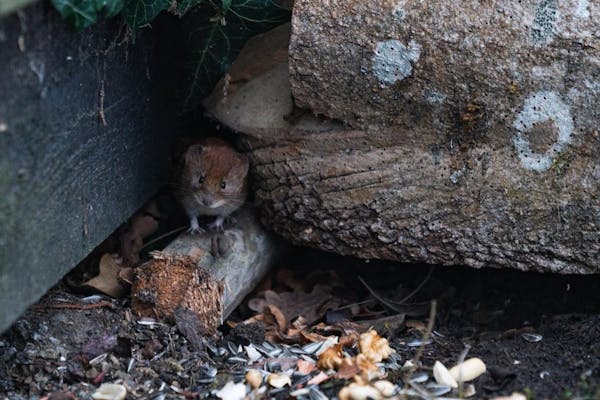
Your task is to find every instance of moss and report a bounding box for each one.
[550,151,572,177]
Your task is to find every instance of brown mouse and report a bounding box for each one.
[176,137,249,232]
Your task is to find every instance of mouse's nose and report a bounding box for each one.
[201,194,214,207]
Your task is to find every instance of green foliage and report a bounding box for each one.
[49,0,290,112]
[51,0,125,29]
[121,0,170,29]
[181,0,290,111]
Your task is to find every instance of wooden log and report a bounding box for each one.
[132,207,279,334]
[204,20,600,274]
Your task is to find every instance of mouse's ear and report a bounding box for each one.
[184,143,203,164]
[238,153,250,174]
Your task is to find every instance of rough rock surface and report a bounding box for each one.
[206,5,600,274]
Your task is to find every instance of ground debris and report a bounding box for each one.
[1,255,600,399]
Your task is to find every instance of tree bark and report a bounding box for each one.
[205,4,600,274]
[132,207,279,334]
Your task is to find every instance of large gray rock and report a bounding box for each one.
[0,5,179,332]
[206,4,600,274]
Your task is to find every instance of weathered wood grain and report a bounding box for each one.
[0,5,179,331]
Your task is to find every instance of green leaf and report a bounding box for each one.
[95,0,125,17]
[181,0,290,111]
[51,0,125,29]
[173,0,204,16]
[122,0,171,29]
[51,0,98,29]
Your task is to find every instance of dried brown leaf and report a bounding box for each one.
[307,371,330,386]
[317,343,344,370]
[358,330,394,363]
[297,359,317,375]
[336,357,360,380]
[82,253,127,298]
[356,354,382,381]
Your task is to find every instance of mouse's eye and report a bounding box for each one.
[198,175,205,185]
[220,180,227,189]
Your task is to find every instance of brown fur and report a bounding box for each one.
[176,138,249,230]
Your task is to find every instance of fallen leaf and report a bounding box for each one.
[307,371,330,385]
[297,359,317,375]
[356,354,382,381]
[248,285,340,326]
[118,267,135,285]
[82,254,127,298]
[119,202,159,266]
[317,343,343,370]
[336,357,360,379]
[358,330,394,363]
[265,304,287,331]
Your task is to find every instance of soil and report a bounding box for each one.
[1,250,599,400]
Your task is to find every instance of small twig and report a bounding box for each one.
[456,343,472,398]
[98,80,107,126]
[402,299,437,395]
[141,226,187,250]
[358,276,405,313]
[34,301,115,311]
[411,299,437,371]
[389,266,434,305]
[332,298,376,311]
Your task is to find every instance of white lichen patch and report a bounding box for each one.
[392,0,406,20]
[529,0,558,45]
[372,39,421,87]
[512,91,574,172]
[425,90,446,104]
[575,0,590,18]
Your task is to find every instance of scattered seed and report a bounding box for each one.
[308,387,328,400]
[267,373,292,388]
[227,357,248,364]
[302,342,324,355]
[197,366,218,384]
[521,333,542,343]
[409,372,429,383]
[463,383,477,398]
[227,342,241,355]
[373,380,396,397]
[407,338,432,347]
[127,358,135,373]
[425,383,452,396]
[449,357,487,383]
[244,345,262,363]
[289,388,310,397]
[136,318,162,327]
[433,361,458,388]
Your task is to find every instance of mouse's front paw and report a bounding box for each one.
[188,217,205,234]
[209,216,225,231]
